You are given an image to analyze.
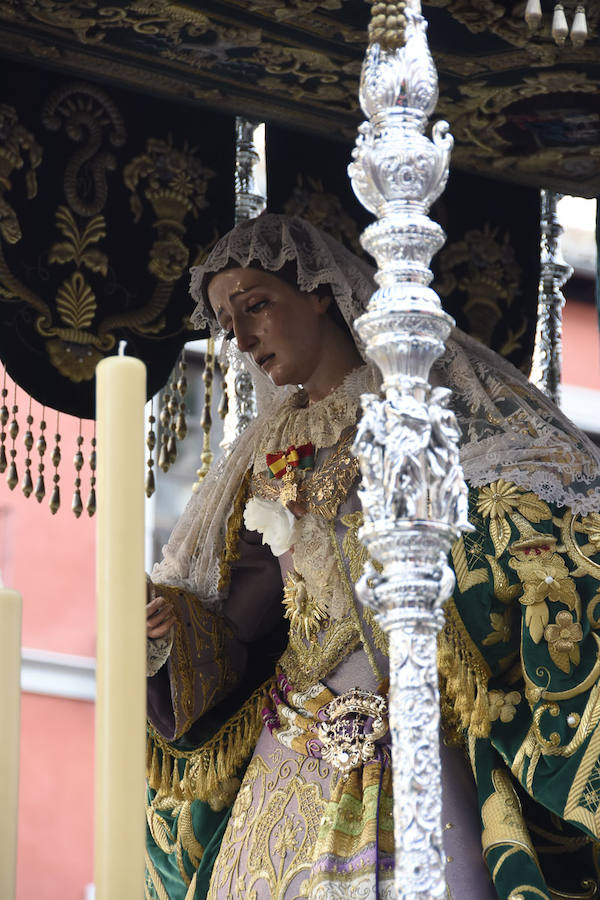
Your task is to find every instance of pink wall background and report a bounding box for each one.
[0,397,96,899]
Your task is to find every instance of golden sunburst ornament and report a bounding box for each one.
[283,570,328,641]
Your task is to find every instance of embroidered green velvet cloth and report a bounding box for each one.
[145,755,233,900]
[443,482,600,899]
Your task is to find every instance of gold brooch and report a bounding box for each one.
[282,570,328,641]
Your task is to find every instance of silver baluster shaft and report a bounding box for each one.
[222,119,266,448]
[530,189,573,406]
[348,3,472,896]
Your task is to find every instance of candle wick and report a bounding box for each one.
[118,340,128,357]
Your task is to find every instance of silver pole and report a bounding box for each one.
[221,118,266,448]
[348,4,472,896]
[530,190,573,406]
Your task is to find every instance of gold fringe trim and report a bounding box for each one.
[438,597,492,740]
[147,677,273,812]
[217,468,252,592]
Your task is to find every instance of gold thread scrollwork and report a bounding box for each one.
[0,103,42,244]
[435,224,523,355]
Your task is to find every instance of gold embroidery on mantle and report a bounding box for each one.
[146,677,272,810]
[217,468,252,592]
[562,511,600,580]
[341,510,368,584]
[282,569,329,642]
[339,510,388,656]
[481,767,537,862]
[451,535,488,593]
[521,633,600,704]
[329,520,384,683]
[146,796,204,888]
[280,613,360,693]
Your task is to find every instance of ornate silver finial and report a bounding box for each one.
[234,117,267,225]
[349,2,471,896]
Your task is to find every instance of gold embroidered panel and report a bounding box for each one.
[0,57,235,417]
[0,2,599,196]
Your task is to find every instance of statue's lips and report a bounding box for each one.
[258,353,275,369]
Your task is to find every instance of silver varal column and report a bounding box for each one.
[530,189,572,406]
[348,3,472,897]
[221,118,266,449]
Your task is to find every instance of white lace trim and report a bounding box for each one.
[147,632,173,677]
[189,215,376,353]
[438,330,600,515]
[252,363,379,472]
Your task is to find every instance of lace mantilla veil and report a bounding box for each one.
[152,214,600,612]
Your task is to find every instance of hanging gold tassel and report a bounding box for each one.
[49,411,61,515]
[158,387,171,473]
[175,352,188,442]
[146,678,271,810]
[146,399,156,498]
[72,424,84,518]
[22,398,34,498]
[0,368,7,474]
[167,374,179,466]
[35,410,47,501]
[148,739,162,791]
[87,431,96,516]
[218,355,229,423]
[438,599,492,740]
[193,338,215,490]
[7,383,19,490]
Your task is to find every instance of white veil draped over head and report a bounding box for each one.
[151,214,376,604]
[152,213,600,608]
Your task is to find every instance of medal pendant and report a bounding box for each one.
[280,465,298,505]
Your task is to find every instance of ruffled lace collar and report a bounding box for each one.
[253,363,380,470]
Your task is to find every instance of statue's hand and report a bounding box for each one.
[286,499,308,520]
[146,595,176,639]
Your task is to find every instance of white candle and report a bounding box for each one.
[0,572,22,900]
[95,344,146,898]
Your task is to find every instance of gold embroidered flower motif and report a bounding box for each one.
[477,480,524,520]
[477,480,551,557]
[273,815,301,860]
[488,690,522,723]
[510,550,579,644]
[482,609,513,646]
[544,610,583,673]
[283,570,328,641]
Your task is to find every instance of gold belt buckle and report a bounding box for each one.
[317,688,388,778]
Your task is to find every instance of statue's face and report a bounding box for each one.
[207,267,330,387]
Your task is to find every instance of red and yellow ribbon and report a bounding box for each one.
[266,442,315,479]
